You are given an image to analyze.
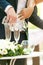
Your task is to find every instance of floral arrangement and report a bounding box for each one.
[0,40,31,57]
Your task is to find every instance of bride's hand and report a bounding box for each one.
[18,7,34,20]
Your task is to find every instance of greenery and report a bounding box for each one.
[0,40,32,57]
[3,44,24,57]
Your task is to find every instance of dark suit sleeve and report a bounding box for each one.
[29,6,43,29]
[0,0,10,10]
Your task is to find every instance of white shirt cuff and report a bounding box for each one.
[5,5,12,13]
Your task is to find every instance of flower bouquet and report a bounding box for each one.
[0,39,32,57]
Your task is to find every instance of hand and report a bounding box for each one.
[35,0,43,4]
[18,0,35,20]
[18,7,34,20]
[6,7,17,25]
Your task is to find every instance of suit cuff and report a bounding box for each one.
[5,5,12,13]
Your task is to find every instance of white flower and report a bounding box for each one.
[0,39,29,56]
[18,44,23,48]
[0,49,8,55]
[23,48,31,54]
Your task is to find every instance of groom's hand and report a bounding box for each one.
[5,7,17,25]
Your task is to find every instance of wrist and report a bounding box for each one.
[34,0,37,4]
[7,7,15,15]
[27,0,35,8]
[5,5,13,14]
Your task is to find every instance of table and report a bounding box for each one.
[0,52,43,65]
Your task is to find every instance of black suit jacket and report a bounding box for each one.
[29,6,43,29]
[0,0,18,20]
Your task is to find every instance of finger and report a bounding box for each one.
[6,15,10,23]
[19,16,25,20]
[9,15,17,22]
[18,14,23,18]
[9,18,13,24]
[9,17,16,25]
[2,16,7,24]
